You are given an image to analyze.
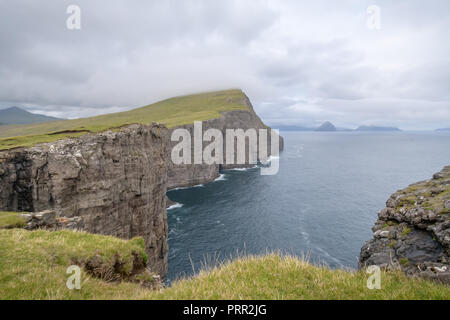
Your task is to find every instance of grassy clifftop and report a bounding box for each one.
[157,254,449,300]
[1,228,448,300]
[0,229,156,299]
[0,89,248,150]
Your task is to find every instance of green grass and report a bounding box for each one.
[0,212,27,229]
[0,89,248,150]
[396,169,450,215]
[0,229,157,299]
[396,196,417,212]
[399,258,409,266]
[1,229,449,300]
[401,227,412,236]
[153,254,449,300]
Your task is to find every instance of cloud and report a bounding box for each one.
[0,0,449,129]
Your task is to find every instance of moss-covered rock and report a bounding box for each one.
[360,166,450,284]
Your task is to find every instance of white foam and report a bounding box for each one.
[170,186,188,191]
[167,203,183,210]
[193,184,204,188]
[170,183,204,191]
[214,174,227,181]
[225,165,258,172]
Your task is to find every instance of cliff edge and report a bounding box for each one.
[0,124,169,277]
[0,89,283,279]
[359,166,450,283]
[166,93,283,189]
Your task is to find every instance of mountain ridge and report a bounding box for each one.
[275,122,403,132]
[356,125,401,132]
[0,106,62,125]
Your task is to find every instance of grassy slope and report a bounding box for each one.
[155,254,449,300]
[0,212,26,229]
[1,229,448,300]
[0,89,247,150]
[0,229,152,299]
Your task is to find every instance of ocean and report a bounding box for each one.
[166,131,450,281]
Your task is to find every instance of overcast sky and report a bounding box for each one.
[0,0,449,130]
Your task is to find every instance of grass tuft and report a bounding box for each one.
[0,229,155,299]
[0,212,27,229]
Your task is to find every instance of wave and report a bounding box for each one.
[167,203,184,210]
[170,186,188,191]
[193,184,205,188]
[171,183,204,191]
[214,174,227,181]
[224,165,258,172]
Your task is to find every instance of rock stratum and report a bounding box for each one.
[0,90,283,279]
[166,94,282,189]
[359,166,450,283]
[0,124,169,276]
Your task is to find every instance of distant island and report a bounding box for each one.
[0,106,62,125]
[355,125,401,132]
[315,121,336,132]
[277,122,402,132]
[436,127,450,132]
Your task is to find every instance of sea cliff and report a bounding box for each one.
[359,166,450,283]
[0,124,169,276]
[0,90,283,279]
[166,93,283,189]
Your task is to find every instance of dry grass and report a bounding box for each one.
[151,253,450,300]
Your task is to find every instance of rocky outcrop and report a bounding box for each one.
[19,210,83,230]
[0,124,169,277]
[359,166,450,283]
[166,93,284,189]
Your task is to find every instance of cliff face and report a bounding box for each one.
[0,124,169,277]
[166,94,284,189]
[0,92,283,280]
[359,166,450,283]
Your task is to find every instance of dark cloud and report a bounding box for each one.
[0,0,449,129]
